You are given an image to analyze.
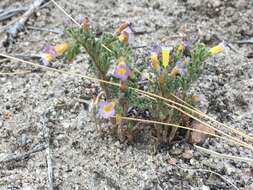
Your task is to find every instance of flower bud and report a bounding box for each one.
[116,21,129,34]
[54,43,70,56]
[170,67,178,77]
[150,52,160,70]
[82,17,89,32]
[159,73,166,84]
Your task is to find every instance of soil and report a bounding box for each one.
[0,0,253,189]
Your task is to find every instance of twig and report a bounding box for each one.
[0,7,28,22]
[26,26,64,34]
[0,144,47,163]
[42,115,54,190]
[0,1,51,22]
[233,39,253,45]
[0,15,23,35]
[0,1,51,35]
[46,143,54,190]
[4,0,49,46]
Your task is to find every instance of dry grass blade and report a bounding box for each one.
[165,103,253,151]
[168,93,253,143]
[0,53,120,87]
[119,116,253,151]
[50,0,81,27]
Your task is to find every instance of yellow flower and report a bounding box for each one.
[176,42,184,55]
[209,43,225,56]
[162,47,170,68]
[150,52,160,70]
[54,43,70,56]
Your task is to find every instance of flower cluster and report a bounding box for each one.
[40,42,69,65]
[62,19,226,142]
[149,42,190,78]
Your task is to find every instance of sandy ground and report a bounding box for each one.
[0,0,253,189]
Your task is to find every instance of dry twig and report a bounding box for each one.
[233,38,253,45]
[4,0,49,47]
[41,116,54,190]
[0,144,47,163]
[0,7,28,22]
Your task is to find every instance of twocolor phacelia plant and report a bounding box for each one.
[40,18,225,143]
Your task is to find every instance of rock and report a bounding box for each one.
[236,0,248,8]
[224,162,236,175]
[182,150,193,159]
[210,0,221,8]
[152,2,160,10]
[170,148,183,155]
[189,121,216,144]
[187,0,201,8]
[202,185,210,190]
[240,184,253,190]
[167,158,177,165]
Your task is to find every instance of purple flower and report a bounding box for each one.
[151,44,161,55]
[40,45,58,66]
[40,53,53,66]
[113,63,130,81]
[42,45,58,57]
[98,101,116,119]
[183,41,190,47]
